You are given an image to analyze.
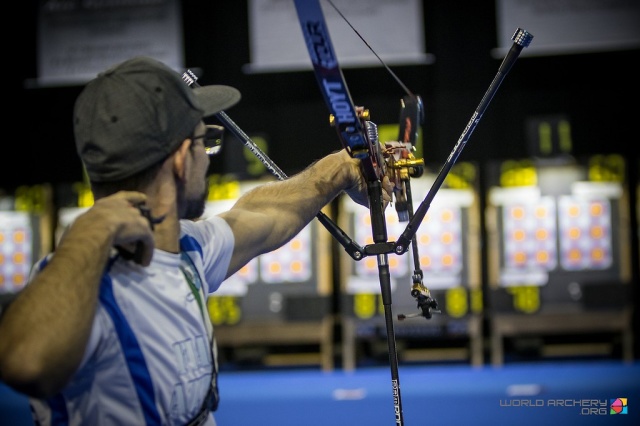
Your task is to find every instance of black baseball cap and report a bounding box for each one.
[73,56,241,182]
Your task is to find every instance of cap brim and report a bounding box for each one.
[193,85,241,117]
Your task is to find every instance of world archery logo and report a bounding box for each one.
[609,398,627,415]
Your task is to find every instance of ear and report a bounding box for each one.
[173,139,192,181]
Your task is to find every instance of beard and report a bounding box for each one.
[176,169,210,220]
[183,184,208,220]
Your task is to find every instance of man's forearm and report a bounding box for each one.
[234,150,363,227]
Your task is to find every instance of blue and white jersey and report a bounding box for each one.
[28,215,234,426]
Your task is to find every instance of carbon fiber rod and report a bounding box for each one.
[395,28,533,254]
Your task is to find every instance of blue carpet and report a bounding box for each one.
[215,360,640,425]
[2,360,638,425]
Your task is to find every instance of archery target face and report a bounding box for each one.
[260,225,312,283]
[235,258,259,284]
[502,196,558,272]
[349,197,468,290]
[0,212,33,294]
[206,196,315,292]
[353,209,408,277]
[416,205,463,274]
[558,196,612,270]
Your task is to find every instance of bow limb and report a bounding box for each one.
[293,0,385,183]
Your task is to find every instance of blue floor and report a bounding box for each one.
[2,360,639,425]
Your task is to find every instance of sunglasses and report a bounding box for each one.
[191,125,224,156]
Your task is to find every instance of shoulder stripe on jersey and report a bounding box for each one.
[33,253,52,273]
[99,274,162,425]
[179,234,203,259]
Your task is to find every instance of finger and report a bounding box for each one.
[116,236,155,266]
[382,176,394,195]
[114,190,148,207]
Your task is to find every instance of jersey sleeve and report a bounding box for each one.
[180,215,235,293]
